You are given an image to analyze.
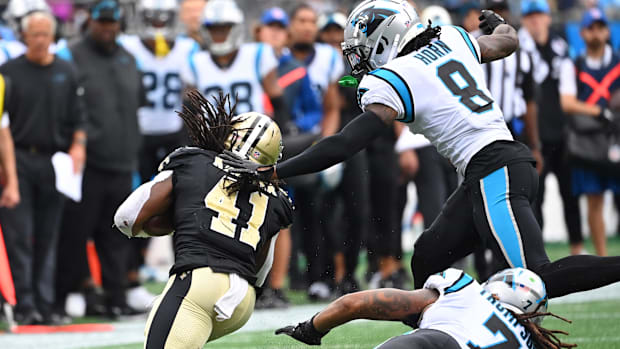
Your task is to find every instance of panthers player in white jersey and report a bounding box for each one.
[118,0,199,182]
[276,268,575,349]
[181,0,287,122]
[223,0,620,300]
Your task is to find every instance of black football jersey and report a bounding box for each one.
[160,147,294,284]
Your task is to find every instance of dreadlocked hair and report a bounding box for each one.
[511,311,577,349]
[177,89,237,153]
[177,88,282,195]
[397,20,442,57]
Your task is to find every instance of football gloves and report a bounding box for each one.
[220,150,276,182]
[479,10,506,35]
[275,316,328,346]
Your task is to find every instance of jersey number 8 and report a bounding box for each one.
[438,60,493,114]
[204,176,268,250]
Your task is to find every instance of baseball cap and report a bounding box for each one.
[90,0,121,22]
[581,7,608,29]
[521,0,550,16]
[318,12,347,31]
[484,0,509,11]
[261,7,289,27]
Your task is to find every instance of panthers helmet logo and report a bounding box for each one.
[351,7,398,37]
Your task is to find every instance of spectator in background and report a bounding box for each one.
[0,11,86,324]
[286,3,344,300]
[55,0,143,318]
[459,1,481,34]
[559,8,620,256]
[179,0,206,47]
[0,0,51,65]
[0,75,20,209]
[254,7,323,308]
[520,0,585,255]
[317,11,369,295]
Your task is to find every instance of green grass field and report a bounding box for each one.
[95,299,620,349]
[3,238,620,348]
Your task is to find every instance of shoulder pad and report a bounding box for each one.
[424,268,475,296]
[158,147,214,172]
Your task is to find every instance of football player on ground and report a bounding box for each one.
[222,0,620,300]
[276,268,575,349]
[114,90,293,348]
[181,0,288,123]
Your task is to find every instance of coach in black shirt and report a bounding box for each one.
[55,0,143,318]
[0,11,86,325]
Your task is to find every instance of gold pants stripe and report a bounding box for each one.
[144,267,255,348]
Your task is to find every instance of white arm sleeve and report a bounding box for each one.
[259,44,278,79]
[255,232,279,287]
[559,58,577,97]
[180,51,198,86]
[1,112,9,128]
[114,170,173,238]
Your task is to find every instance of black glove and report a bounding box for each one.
[275,316,328,346]
[479,10,506,35]
[219,150,275,181]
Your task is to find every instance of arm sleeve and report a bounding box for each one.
[328,48,345,83]
[558,57,577,97]
[68,66,88,132]
[259,44,278,79]
[181,51,198,86]
[276,110,389,178]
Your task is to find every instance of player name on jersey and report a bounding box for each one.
[413,40,452,65]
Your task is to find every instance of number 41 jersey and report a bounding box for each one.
[159,147,294,285]
[420,268,535,349]
[358,26,513,176]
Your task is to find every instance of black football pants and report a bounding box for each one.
[412,162,620,298]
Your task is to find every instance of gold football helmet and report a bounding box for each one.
[226,112,283,166]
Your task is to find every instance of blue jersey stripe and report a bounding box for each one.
[453,26,480,63]
[368,68,414,122]
[481,167,526,268]
[444,272,474,294]
[256,43,264,83]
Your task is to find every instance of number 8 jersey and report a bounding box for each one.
[159,147,294,286]
[357,26,513,176]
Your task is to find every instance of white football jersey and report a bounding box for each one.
[181,43,278,114]
[306,43,344,102]
[358,25,513,176]
[0,39,25,65]
[421,268,535,349]
[119,35,199,135]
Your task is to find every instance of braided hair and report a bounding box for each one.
[177,89,237,153]
[512,311,577,349]
[397,20,442,57]
[177,88,281,194]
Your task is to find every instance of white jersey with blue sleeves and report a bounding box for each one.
[358,25,513,176]
[180,42,278,114]
[119,35,198,135]
[306,43,344,102]
[421,268,535,349]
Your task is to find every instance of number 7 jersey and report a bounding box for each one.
[159,147,294,285]
[357,26,513,176]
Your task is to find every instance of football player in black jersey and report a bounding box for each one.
[114,90,294,348]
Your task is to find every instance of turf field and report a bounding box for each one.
[1,238,620,348]
[93,298,620,349]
